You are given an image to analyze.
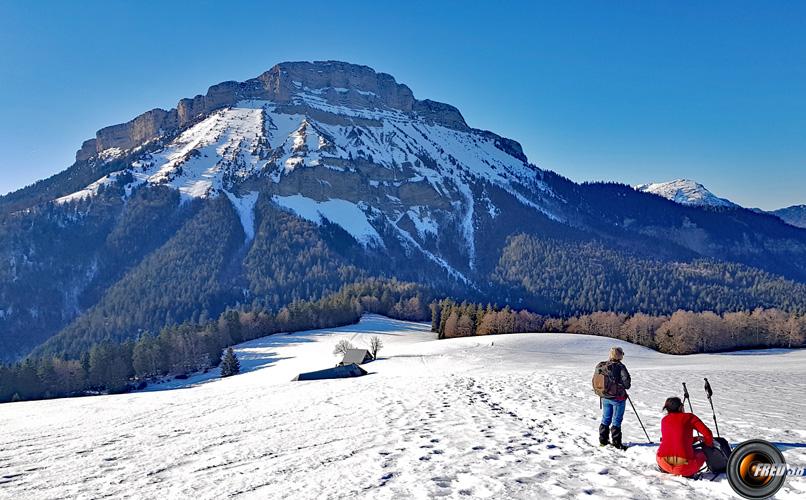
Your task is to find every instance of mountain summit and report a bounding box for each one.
[2,61,806,361]
[78,61,473,160]
[634,179,737,208]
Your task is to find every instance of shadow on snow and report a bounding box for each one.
[143,315,428,392]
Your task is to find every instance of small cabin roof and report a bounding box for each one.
[341,348,371,365]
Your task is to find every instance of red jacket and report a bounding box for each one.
[657,412,713,460]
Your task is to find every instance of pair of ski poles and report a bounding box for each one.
[628,378,720,444]
[683,378,721,438]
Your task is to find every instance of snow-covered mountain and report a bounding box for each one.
[2,315,805,499]
[55,61,559,279]
[634,179,737,208]
[4,60,806,361]
[772,204,806,228]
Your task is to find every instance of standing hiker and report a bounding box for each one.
[656,396,714,477]
[592,346,631,450]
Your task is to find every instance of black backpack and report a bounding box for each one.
[703,437,731,473]
[592,361,620,398]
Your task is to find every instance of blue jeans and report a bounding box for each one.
[601,398,626,427]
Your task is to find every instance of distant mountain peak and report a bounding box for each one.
[634,179,737,208]
[772,204,806,228]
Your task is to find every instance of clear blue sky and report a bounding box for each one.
[1,1,804,210]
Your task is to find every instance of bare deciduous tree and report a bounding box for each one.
[333,339,354,357]
[443,311,460,338]
[432,301,806,354]
[456,314,474,337]
[369,336,383,359]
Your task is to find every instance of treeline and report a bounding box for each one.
[432,301,806,355]
[0,279,430,403]
[494,235,806,315]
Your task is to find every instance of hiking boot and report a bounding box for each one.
[598,424,610,446]
[611,426,628,451]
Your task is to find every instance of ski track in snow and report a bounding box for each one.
[1,315,805,499]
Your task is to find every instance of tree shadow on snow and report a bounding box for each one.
[706,347,800,357]
[238,315,428,350]
[144,315,423,392]
[143,351,292,392]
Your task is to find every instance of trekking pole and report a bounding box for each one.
[683,382,701,438]
[682,382,694,413]
[704,378,721,438]
[627,394,653,444]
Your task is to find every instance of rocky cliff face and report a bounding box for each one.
[94,108,179,153]
[79,61,469,160]
[57,61,806,286]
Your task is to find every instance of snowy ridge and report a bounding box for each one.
[134,106,268,199]
[55,171,127,204]
[1,315,804,499]
[772,204,806,229]
[635,179,737,208]
[56,98,552,213]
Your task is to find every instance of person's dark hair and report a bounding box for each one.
[663,396,684,413]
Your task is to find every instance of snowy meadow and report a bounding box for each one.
[1,315,805,499]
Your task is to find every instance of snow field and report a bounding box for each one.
[1,315,805,499]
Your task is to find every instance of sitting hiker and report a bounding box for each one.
[656,396,714,477]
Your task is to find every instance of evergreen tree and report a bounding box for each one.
[220,347,240,378]
[430,301,441,332]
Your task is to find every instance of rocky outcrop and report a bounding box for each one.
[176,61,419,126]
[491,136,527,163]
[177,80,243,125]
[95,108,178,152]
[85,61,480,158]
[268,61,416,111]
[75,139,97,162]
[413,99,468,131]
